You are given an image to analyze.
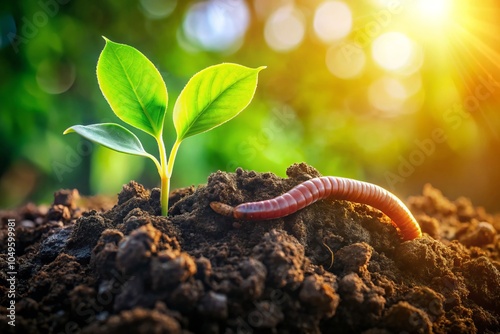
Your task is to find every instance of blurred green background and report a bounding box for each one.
[1,0,500,211]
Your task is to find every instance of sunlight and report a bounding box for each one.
[415,0,450,20]
[313,1,352,43]
[372,32,415,71]
[264,5,305,52]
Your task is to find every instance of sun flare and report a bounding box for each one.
[415,0,450,20]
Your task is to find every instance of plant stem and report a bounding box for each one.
[167,139,181,178]
[157,134,169,216]
[160,170,169,216]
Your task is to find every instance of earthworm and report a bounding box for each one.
[210,176,422,241]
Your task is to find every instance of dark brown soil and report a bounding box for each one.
[1,163,499,333]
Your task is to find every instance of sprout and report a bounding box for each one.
[64,37,265,215]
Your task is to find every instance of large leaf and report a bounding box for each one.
[64,123,152,159]
[173,63,265,141]
[97,38,167,138]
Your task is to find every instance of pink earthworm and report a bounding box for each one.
[210,176,422,241]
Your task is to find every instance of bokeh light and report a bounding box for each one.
[399,73,422,97]
[264,5,305,52]
[326,44,365,79]
[395,42,424,76]
[182,0,249,52]
[368,77,408,114]
[140,0,177,20]
[36,60,76,95]
[313,1,352,43]
[372,32,414,71]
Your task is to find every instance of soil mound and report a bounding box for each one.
[1,163,499,333]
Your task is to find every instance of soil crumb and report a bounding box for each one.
[1,163,499,333]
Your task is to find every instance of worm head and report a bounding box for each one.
[210,202,235,218]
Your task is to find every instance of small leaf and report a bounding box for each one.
[173,63,265,141]
[97,38,167,138]
[64,123,151,158]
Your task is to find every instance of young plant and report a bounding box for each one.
[64,38,265,216]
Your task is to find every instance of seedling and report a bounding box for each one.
[64,38,265,216]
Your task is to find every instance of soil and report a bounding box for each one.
[1,163,499,334]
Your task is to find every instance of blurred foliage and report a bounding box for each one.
[1,0,500,211]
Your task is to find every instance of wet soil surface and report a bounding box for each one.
[1,163,499,333]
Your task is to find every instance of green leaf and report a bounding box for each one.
[63,123,152,158]
[97,37,167,138]
[173,63,265,141]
